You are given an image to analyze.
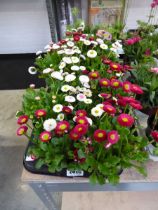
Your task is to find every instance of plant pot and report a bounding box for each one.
[146,144,158,161]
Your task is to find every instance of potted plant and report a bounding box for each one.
[16,25,148,185]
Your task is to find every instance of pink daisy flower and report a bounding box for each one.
[122,81,132,93]
[89,71,100,80]
[107,130,119,144]
[35,109,47,118]
[117,113,134,127]
[131,84,143,94]
[73,124,88,136]
[39,131,52,142]
[93,129,106,143]
[56,121,70,132]
[99,78,110,87]
[103,104,116,115]
[76,110,87,117]
[17,115,29,125]
[17,125,28,136]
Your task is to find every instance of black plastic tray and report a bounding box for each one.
[23,142,90,178]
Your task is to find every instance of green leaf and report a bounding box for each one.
[97,174,105,185]
[77,149,85,159]
[16,111,24,117]
[35,159,45,169]
[39,142,48,151]
[108,174,120,185]
[89,172,97,185]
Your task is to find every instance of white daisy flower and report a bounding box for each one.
[83,83,90,88]
[35,96,41,101]
[91,107,103,117]
[68,105,74,110]
[65,96,76,103]
[84,40,91,46]
[57,113,64,121]
[84,89,92,97]
[65,49,75,55]
[74,49,81,54]
[80,66,86,71]
[59,62,66,69]
[80,54,86,60]
[52,44,60,50]
[86,117,93,125]
[77,93,87,102]
[96,38,104,44]
[53,104,63,113]
[51,71,63,81]
[71,65,80,71]
[28,67,37,75]
[43,68,52,74]
[57,50,65,55]
[100,43,108,50]
[87,50,97,58]
[91,41,98,46]
[65,74,76,82]
[43,118,57,131]
[69,86,77,93]
[61,45,67,49]
[63,57,72,64]
[61,85,71,92]
[96,104,104,110]
[36,50,43,56]
[84,98,92,104]
[67,41,74,47]
[79,75,89,83]
[71,56,80,63]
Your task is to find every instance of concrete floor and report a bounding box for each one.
[0,90,158,210]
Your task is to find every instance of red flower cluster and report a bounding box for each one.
[125,36,141,45]
[151,131,158,142]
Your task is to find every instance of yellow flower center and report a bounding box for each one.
[124,84,130,89]
[38,111,44,116]
[43,134,49,140]
[103,81,108,85]
[98,133,103,138]
[78,128,82,131]
[19,129,24,135]
[79,120,84,124]
[110,134,115,140]
[59,124,67,130]
[112,64,118,69]
[122,117,128,122]
[21,118,26,123]
[113,82,119,86]
[92,73,97,77]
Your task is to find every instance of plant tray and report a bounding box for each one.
[23,142,90,178]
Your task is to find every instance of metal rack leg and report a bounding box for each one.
[30,183,61,210]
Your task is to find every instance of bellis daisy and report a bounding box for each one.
[65,96,76,103]
[94,129,106,143]
[117,114,134,127]
[87,50,97,58]
[43,119,57,131]
[39,131,52,142]
[91,107,103,117]
[17,115,29,125]
[17,125,28,136]
[53,104,63,113]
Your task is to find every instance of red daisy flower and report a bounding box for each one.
[82,69,90,75]
[131,84,144,94]
[62,106,72,114]
[35,109,47,118]
[99,78,110,87]
[117,99,127,107]
[151,131,158,142]
[117,113,134,127]
[102,58,111,65]
[76,110,87,117]
[107,130,119,144]
[17,115,29,125]
[76,116,89,125]
[39,131,52,142]
[89,71,100,80]
[56,121,70,131]
[99,93,112,99]
[73,124,88,136]
[103,104,116,115]
[93,129,106,143]
[60,39,67,45]
[73,35,80,42]
[122,81,132,93]
[110,79,121,89]
[17,125,28,136]
[69,130,81,141]
[110,63,122,71]
[129,102,143,110]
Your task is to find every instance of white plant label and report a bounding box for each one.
[66,170,84,177]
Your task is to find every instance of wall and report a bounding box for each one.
[125,0,158,30]
[0,0,51,54]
